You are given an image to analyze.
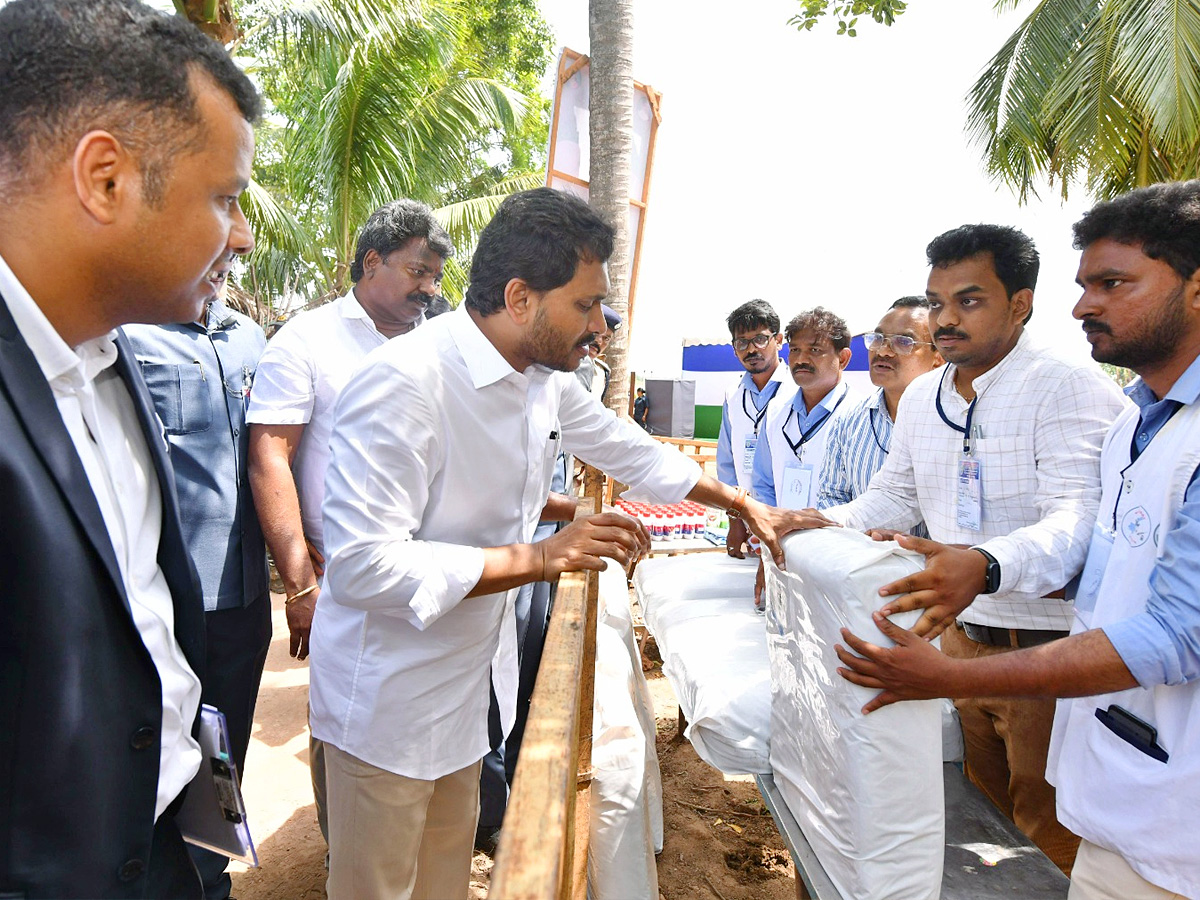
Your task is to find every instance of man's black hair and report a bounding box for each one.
[0,0,261,203]
[891,295,931,309]
[784,307,851,352]
[466,188,614,316]
[1073,180,1200,282]
[926,224,1039,324]
[349,199,455,282]
[726,299,780,338]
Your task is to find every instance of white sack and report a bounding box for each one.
[587,561,662,900]
[634,555,770,774]
[765,528,944,900]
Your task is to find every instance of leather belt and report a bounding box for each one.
[957,620,1068,649]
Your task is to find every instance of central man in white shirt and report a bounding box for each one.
[309,187,831,899]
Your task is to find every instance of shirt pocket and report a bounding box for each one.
[974,434,1037,506]
[140,362,213,435]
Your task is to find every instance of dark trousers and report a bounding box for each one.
[188,593,273,899]
[478,574,557,831]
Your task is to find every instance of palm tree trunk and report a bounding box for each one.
[588,0,634,420]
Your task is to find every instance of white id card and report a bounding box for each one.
[780,462,814,509]
[741,436,757,475]
[957,456,982,530]
[1073,523,1114,623]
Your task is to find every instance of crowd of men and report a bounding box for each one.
[0,2,1196,900]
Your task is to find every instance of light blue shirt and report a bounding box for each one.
[716,371,783,487]
[817,388,891,509]
[752,381,847,506]
[1103,352,1200,686]
[124,301,269,612]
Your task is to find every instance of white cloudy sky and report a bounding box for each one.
[537,0,1101,375]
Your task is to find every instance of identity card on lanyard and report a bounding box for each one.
[740,384,777,476]
[778,396,840,509]
[936,368,983,530]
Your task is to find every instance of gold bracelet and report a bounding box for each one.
[726,487,748,519]
[285,584,319,606]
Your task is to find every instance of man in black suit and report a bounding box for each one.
[0,1,260,896]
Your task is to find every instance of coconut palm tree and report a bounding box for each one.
[967,0,1200,202]
[589,0,636,418]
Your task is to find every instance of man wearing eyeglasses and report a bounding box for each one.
[818,224,1126,874]
[717,299,797,556]
[816,296,942,513]
[246,199,454,846]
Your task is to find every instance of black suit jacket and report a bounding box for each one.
[0,293,206,898]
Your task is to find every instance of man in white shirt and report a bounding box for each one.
[717,299,796,557]
[247,199,453,843]
[822,224,1127,873]
[0,1,259,895]
[310,186,831,900]
[837,180,1200,900]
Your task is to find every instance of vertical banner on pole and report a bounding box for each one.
[545,47,661,333]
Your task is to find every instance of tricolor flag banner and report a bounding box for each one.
[681,337,873,439]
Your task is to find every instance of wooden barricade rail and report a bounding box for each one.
[489,466,604,900]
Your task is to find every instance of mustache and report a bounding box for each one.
[407,291,435,306]
[791,363,816,374]
[934,328,969,341]
[1081,320,1111,336]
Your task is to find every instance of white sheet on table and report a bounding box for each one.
[765,528,944,900]
[587,561,662,900]
[634,555,770,775]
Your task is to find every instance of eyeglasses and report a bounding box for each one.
[863,332,935,355]
[732,333,775,353]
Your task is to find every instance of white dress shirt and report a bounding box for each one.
[0,255,201,819]
[825,331,1128,630]
[310,306,701,780]
[246,290,419,554]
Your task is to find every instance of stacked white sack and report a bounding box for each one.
[765,527,944,900]
[634,555,771,774]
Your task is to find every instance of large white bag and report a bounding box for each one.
[765,528,944,900]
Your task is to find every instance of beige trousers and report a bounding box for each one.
[942,624,1080,874]
[325,742,482,900]
[1069,840,1190,900]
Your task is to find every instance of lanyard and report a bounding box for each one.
[935,366,979,455]
[868,405,889,454]
[742,380,781,436]
[783,390,846,459]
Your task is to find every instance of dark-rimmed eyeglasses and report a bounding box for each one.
[863,332,935,355]
[732,333,775,353]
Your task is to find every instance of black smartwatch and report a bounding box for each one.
[974,548,1001,594]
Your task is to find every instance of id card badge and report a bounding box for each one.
[741,436,758,475]
[1073,522,1114,623]
[957,456,983,530]
[780,462,814,509]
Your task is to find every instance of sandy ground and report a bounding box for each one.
[229,594,797,899]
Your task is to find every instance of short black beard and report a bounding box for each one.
[1091,283,1187,370]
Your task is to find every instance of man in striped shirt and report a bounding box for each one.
[817,297,943,513]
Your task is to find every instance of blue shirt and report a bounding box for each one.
[716,371,784,487]
[124,301,269,611]
[817,388,891,509]
[752,381,848,506]
[1103,352,1200,686]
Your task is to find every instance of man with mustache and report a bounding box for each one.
[819,224,1126,873]
[817,296,943,513]
[125,265,268,900]
[309,187,832,899]
[247,199,453,845]
[837,180,1200,900]
[717,299,797,557]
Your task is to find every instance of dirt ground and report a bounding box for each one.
[230,593,797,899]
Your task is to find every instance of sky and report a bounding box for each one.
[536,0,1103,376]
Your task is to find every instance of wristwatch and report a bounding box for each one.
[974,547,1001,594]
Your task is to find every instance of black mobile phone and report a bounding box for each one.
[1095,704,1169,763]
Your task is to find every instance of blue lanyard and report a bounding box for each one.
[934,366,978,455]
[783,390,846,459]
[868,405,889,454]
[742,380,780,436]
